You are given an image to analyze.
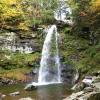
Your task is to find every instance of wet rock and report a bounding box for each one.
[72,76,93,92]
[9,91,20,96]
[61,63,76,85]
[82,76,93,86]
[77,92,99,100]
[63,91,84,100]
[0,32,39,54]
[93,76,100,83]
[71,82,85,92]
[84,87,94,92]
[2,78,11,84]
[32,68,39,75]
[64,75,100,100]
[19,97,33,100]
[93,82,100,90]
[88,92,100,100]
[64,91,100,100]
[0,77,16,85]
[24,84,37,91]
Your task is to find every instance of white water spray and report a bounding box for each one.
[38,25,61,84]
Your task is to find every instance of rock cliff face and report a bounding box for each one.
[61,63,77,85]
[0,32,40,54]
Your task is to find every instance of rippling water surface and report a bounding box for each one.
[0,84,72,100]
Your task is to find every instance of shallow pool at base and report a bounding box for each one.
[0,84,72,100]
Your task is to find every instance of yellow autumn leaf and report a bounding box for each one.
[0,0,17,5]
[90,0,100,11]
[18,23,29,30]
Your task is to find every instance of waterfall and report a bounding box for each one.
[25,0,73,88]
[38,25,61,84]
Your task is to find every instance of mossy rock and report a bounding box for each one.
[88,93,100,100]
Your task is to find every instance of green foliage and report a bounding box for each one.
[0,50,40,70]
[0,0,26,31]
[41,10,54,24]
[20,0,57,26]
[0,0,58,33]
[60,28,100,76]
[71,0,100,39]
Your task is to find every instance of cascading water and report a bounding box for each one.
[25,0,73,88]
[38,25,61,84]
[37,0,73,84]
[25,25,61,89]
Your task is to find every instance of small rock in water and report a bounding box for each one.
[9,91,20,96]
[19,97,33,100]
[24,84,37,91]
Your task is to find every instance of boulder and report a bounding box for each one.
[64,75,100,100]
[88,92,100,100]
[9,91,20,96]
[64,91,100,100]
[24,84,37,91]
[93,76,100,83]
[82,76,93,86]
[93,82,100,90]
[84,87,94,92]
[63,91,84,100]
[71,82,86,92]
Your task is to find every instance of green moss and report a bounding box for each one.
[0,67,33,80]
[0,51,40,70]
[0,51,40,80]
[60,29,100,76]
